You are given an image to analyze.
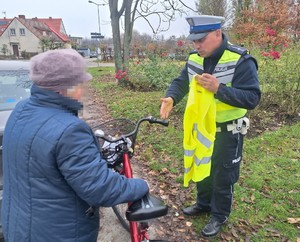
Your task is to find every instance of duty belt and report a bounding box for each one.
[216,117,250,135]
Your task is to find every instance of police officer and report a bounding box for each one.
[160,15,261,237]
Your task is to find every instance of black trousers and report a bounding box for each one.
[196,131,244,222]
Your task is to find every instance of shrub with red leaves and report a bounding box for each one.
[266,27,276,36]
[177,40,184,47]
[115,69,129,81]
[269,51,280,59]
[161,52,168,57]
[261,50,281,60]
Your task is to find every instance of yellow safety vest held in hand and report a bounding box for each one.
[187,47,247,123]
[183,77,216,187]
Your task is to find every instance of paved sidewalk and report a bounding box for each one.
[97,207,131,242]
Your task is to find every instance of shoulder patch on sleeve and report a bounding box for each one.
[236,54,258,70]
[227,44,248,55]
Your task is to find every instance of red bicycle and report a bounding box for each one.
[93,116,169,242]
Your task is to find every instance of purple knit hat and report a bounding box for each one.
[30,48,92,92]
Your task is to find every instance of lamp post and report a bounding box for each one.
[88,0,105,36]
[88,0,105,64]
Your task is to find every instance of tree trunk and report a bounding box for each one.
[123,0,134,72]
[108,0,189,85]
[109,0,123,76]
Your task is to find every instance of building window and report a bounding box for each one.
[10,28,16,36]
[20,28,25,36]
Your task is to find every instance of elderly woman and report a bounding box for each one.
[2,49,149,242]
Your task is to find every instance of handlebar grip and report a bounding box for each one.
[148,116,169,127]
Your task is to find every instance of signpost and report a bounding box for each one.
[90,32,104,67]
[91,32,104,39]
[88,1,105,67]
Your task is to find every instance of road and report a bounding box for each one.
[97,208,131,242]
[84,57,114,68]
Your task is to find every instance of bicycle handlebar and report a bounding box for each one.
[94,116,168,143]
[139,116,169,127]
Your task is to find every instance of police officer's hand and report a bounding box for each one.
[160,97,174,119]
[195,73,220,93]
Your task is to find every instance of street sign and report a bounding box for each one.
[91,32,104,39]
[91,32,102,35]
[91,35,104,39]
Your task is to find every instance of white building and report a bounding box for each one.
[0,15,71,58]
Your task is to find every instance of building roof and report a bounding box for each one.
[0,18,12,36]
[36,18,69,42]
[0,15,69,42]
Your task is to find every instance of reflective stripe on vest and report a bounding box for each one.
[187,50,247,122]
[183,77,216,187]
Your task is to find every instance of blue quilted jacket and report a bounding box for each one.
[2,84,148,242]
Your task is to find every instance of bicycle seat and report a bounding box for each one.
[126,193,168,222]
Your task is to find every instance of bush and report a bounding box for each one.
[126,55,184,91]
[125,43,300,120]
[252,43,300,116]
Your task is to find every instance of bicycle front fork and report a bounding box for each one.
[129,221,150,242]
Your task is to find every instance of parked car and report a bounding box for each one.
[0,60,31,241]
[89,51,98,58]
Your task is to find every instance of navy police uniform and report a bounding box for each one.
[165,16,261,225]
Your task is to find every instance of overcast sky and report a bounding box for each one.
[1,0,197,39]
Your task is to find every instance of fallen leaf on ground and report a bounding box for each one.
[287,217,300,224]
[231,228,239,238]
[186,221,192,227]
[161,167,168,173]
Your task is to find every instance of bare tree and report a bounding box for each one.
[107,0,197,84]
[232,0,254,19]
[235,0,255,11]
[130,30,153,58]
[196,0,227,16]
[195,0,234,28]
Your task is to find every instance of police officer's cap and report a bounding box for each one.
[186,15,225,41]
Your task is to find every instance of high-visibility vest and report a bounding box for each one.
[187,47,247,123]
[183,77,216,187]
